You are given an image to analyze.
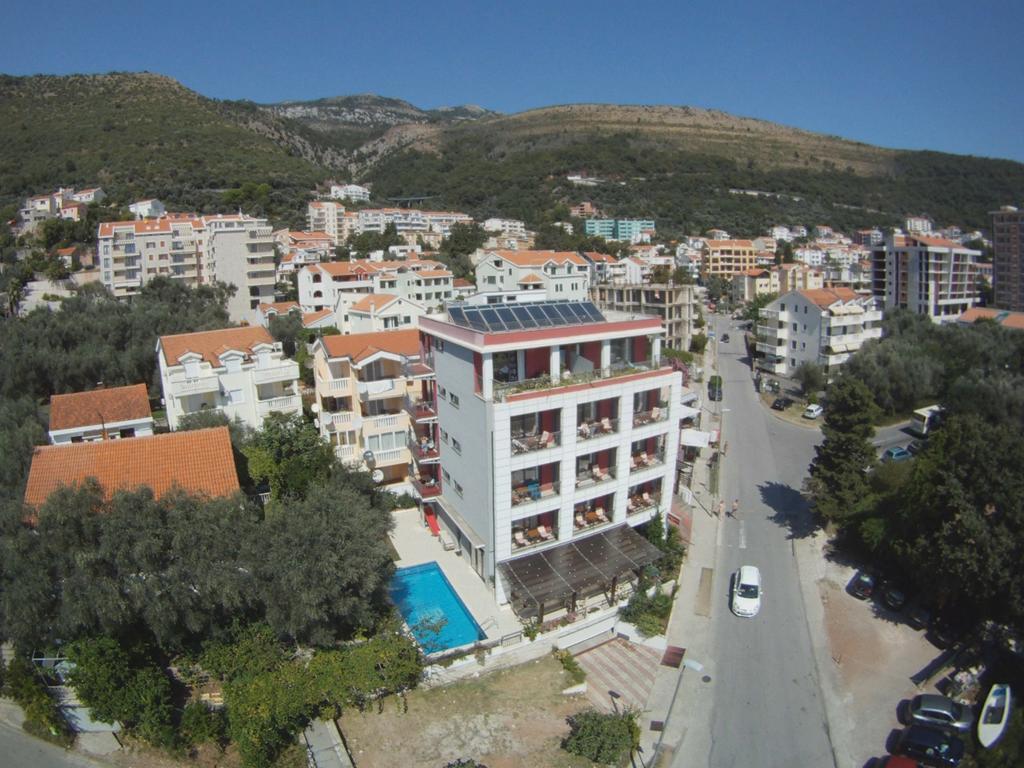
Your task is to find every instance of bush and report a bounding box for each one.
[553,649,586,685]
[179,701,226,748]
[562,709,639,765]
[620,581,674,638]
[2,657,69,741]
[689,332,708,354]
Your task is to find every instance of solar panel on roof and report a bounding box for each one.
[510,306,534,325]
[496,306,518,328]
[448,300,607,332]
[526,305,553,326]
[449,306,466,326]
[540,304,565,323]
[582,302,605,321]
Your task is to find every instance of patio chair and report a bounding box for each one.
[514,530,528,548]
[595,507,607,522]
[627,499,636,513]
[600,417,612,433]
[642,492,652,505]
[537,525,553,540]
[592,465,605,482]
[651,406,661,421]
[578,422,591,439]
[575,513,586,529]
[630,455,638,470]
[540,430,551,446]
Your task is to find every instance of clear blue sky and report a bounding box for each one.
[4,0,1023,161]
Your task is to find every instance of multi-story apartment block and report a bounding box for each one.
[274,230,334,258]
[593,281,701,352]
[732,268,778,303]
[276,248,322,280]
[756,288,883,377]
[330,183,371,203]
[307,201,356,246]
[157,326,301,431]
[415,301,680,608]
[584,219,656,243]
[48,384,154,445]
[991,205,1024,311]
[702,240,757,277]
[298,258,453,314]
[482,218,527,238]
[871,234,981,323]
[97,214,276,323]
[129,199,166,219]
[571,202,600,218]
[355,208,473,240]
[776,263,824,294]
[769,226,794,242]
[474,250,591,300]
[904,216,933,234]
[344,294,427,334]
[853,228,884,247]
[312,329,425,488]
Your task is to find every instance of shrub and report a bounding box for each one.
[2,657,69,742]
[562,709,639,765]
[179,701,226,748]
[553,649,586,685]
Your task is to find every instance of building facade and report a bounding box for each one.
[157,326,301,430]
[584,219,656,242]
[474,250,591,301]
[48,384,155,445]
[593,281,701,352]
[756,288,883,377]
[297,258,453,315]
[871,234,981,323]
[702,240,758,277]
[992,205,1024,311]
[330,183,371,203]
[416,300,681,601]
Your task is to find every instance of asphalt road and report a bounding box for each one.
[0,720,106,768]
[691,314,836,768]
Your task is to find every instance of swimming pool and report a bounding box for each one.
[390,562,486,654]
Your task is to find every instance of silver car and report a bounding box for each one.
[907,694,974,733]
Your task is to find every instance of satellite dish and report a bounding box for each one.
[371,469,385,484]
[363,450,376,465]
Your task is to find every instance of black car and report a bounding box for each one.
[907,602,932,630]
[928,616,958,649]
[895,725,964,766]
[721,333,731,343]
[881,581,908,611]
[850,571,876,599]
[771,397,793,411]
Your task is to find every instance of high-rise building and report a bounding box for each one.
[992,206,1024,311]
[416,300,680,612]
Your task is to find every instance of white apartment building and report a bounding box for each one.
[342,293,428,334]
[307,201,355,246]
[756,287,883,377]
[312,329,424,488]
[157,326,301,431]
[298,259,454,314]
[274,230,334,258]
[276,248,322,279]
[871,235,981,323]
[48,384,155,445]
[733,263,824,303]
[417,300,679,613]
[356,208,473,239]
[769,226,794,242]
[330,183,371,203]
[474,250,591,301]
[129,199,166,219]
[904,216,933,234]
[96,214,276,323]
[482,218,527,238]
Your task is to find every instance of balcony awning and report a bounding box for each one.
[498,524,663,618]
[678,404,701,420]
[681,428,713,448]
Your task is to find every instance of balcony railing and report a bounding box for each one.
[318,376,353,396]
[257,395,301,417]
[253,362,299,384]
[368,447,409,467]
[512,524,558,551]
[576,418,618,441]
[573,506,611,532]
[405,396,437,422]
[321,411,359,431]
[171,375,220,395]
[575,466,616,490]
[335,444,357,462]
[492,359,667,402]
[411,476,441,498]
[410,438,440,462]
[358,378,404,401]
[511,431,560,455]
[511,481,560,507]
[630,451,666,472]
[627,492,661,516]
[633,404,669,427]
[362,413,404,431]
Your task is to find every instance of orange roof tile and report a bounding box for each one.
[584,251,617,263]
[517,272,544,284]
[302,309,334,326]
[350,293,399,313]
[416,269,453,278]
[257,301,301,317]
[24,427,239,510]
[453,278,473,287]
[705,240,755,249]
[743,268,770,277]
[320,329,420,363]
[958,307,1024,330]
[159,326,274,366]
[799,286,862,309]
[491,249,586,267]
[49,384,152,432]
[911,235,970,250]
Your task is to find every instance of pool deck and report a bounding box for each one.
[390,508,522,642]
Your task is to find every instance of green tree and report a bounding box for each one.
[793,361,825,394]
[742,292,777,325]
[562,709,640,765]
[242,413,334,501]
[703,275,730,302]
[805,376,878,528]
[438,222,486,279]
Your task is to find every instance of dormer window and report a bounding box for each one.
[184,359,200,378]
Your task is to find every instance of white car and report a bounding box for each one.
[803,404,824,419]
[732,565,762,617]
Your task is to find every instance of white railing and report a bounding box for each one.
[335,444,357,462]
[370,447,408,466]
[323,411,359,430]
[319,377,353,394]
[171,375,220,395]
[253,363,299,384]
[257,396,300,416]
[357,378,403,400]
[363,413,402,431]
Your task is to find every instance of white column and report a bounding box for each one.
[516,349,526,381]
[600,339,611,374]
[652,335,662,365]
[549,346,561,382]
[482,353,494,400]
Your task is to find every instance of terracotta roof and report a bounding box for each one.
[957,307,1024,330]
[743,268,770,277]
[453,278,473,288]
[159,326,274,366]
[302,309,334,326]
[705,240,755,249]
[799,286,862,309]
[320,328,420,363]
[288,230,331,240]
[24,427,239,510]
[49,384,152,432]
[257,301,300,317]
[517,272,544,284]
[911,235,970,250]
[416,269,452,278]
[350,293,399,313]
[55,246,77,257]
[584,251,617,263]
[491,249,586,267]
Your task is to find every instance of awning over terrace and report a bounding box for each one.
[681,428,713,448]
[498,524,663,620]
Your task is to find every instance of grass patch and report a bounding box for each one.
[553,650,586,686]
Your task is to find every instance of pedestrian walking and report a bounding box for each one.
[732,499,740,518]
[717,500,724,517]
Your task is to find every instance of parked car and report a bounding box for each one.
[906,694,974,733]
[850,571,876,599]
[894,725,964,766]
[928,616,959,649]
[907,602,932,630]
[882,446,912,462]
[731,565,762,617]
[803,404,824,419]
[708,375,723,402]
[907,440,926,456]
[771,397,793,411]
[880,581,908,611]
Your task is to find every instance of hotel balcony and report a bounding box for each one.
[627,491,661,516]
[410,435,440,463]
[411,472,441,499]
[357,378,404,402]
[320,410,360,432]
[573,494,614,533]
[491,358,668,403]
[510,464,560,507]
[366,446,410,468]
[405,396,437,422]
[170,374,220,396]
[362,411,409,436]
[511,512,559,552]
[632,403,669,427]
[511,430,560,455]
[253,361,299,385]
[256,394,302,419]
[334,444,358,463]
[629,450,666,473]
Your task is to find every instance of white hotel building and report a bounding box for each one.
[417,301,679,617]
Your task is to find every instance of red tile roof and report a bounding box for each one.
[257,301,300,317]
[302,309,334,326]
[160,326,274,366]
[453,278,473,288]
[911,235,969,250]
[491,249,586,267]
[799,286,862,309]
[349,293,398,313]
[24,427,239,510]
[320,329,420,363]
[958,307,1024,330]
[49,384,152,433]
[517,272,544,284]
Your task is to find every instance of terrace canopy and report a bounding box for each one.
[499,524,663,621]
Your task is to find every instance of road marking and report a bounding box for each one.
[738,520,747,550]
[695,567,714,617]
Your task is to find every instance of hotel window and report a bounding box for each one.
[449,393,460,408]
[451,437,462,454]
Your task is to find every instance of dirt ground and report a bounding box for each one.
[339,655,593,768]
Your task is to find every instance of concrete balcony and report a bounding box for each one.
[321,411,360,432]
[405,396,437,422]
[334,444,357,463]
[410,438,440,463]
[169,375,220,396]
[253,362,299,385]
[362,412,408,436]
[256,395,301,419]
[756,339,785,355]
[357,378,404,402]
[316,376,353,398]
[411,476,441,498]
[367,446,410,467]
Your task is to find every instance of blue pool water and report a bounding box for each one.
[390,562,486,653]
